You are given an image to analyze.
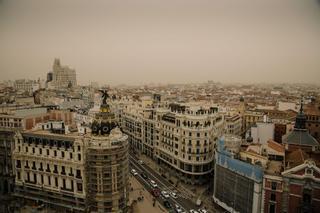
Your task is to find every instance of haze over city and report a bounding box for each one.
[1,0,320,85]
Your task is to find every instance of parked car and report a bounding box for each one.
[141,172,148,179]
[150,180,158,188]
[175,204,184,213]
[138,160,144,165]
[198,209,208,213]
[170,191,178,199]
[189,210,199,213]
[161,190,170,198]
[131,169,138,176]
[163,200,172,210]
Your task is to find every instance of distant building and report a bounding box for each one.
[48,58,77,89]
[274,123,287,143]
[225,114,242,136]
[282,101,320,153]
[304,98,320,143]
[14,79,40,94]
[250,121,275,144]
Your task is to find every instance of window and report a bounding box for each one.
[25,147,28,152]
[70,153,73,159]
[47,149,49,155]
[16,160,21,168]
[76,170,82,178]
[269,203,275,213]
[270,193,276,201]
[197,133,200,137]
[54,165,58,173]
[78,145,81,151]
[17,171,21,180]
[39,148,42,155]
[63,179,66,189]
[69,168,73,176]
[55,177,58,187]
[46,164,50,172]
[54,150,57,157]
[48,176,51,185]
[305,169,313,175]
[271,182,277,190]
[61,151,64,158]
[77,183,83,192]
[78,154,81,161]
[61,166,65,175]
[32,148,35,154]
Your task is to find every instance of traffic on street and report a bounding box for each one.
[129,152,209,213]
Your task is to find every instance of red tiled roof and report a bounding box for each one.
[267,140,285,153]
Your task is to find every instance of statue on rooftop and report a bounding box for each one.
[99,89,109,105]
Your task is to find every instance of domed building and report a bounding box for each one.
[282,99,319,153]
[86,90,129,213]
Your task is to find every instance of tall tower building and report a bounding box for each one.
[86,90,129,212]
[50,58,77,88]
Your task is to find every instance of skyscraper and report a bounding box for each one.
[47,58,77,89]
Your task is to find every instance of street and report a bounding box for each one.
[129,152,202,212]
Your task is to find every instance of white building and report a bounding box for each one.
[118,101,225,184]
[249,120,275,144]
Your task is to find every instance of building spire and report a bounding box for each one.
[294,96,306,130]
[299,96,304,114]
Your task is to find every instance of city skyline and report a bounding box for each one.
[1,0,320,85]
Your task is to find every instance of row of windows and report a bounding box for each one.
[17,171,83,192]
[19,146,81,161]
[16,160,82,178]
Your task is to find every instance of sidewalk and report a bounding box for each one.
[128,176,168,213]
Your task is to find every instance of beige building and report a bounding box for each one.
[12,100,129,212]
[119,101,224,185]
[49,58,77,89]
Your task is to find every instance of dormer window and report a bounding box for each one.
[305,168,313,175]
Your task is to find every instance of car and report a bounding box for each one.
[189,210,199,213]
[170,191,178,199]
[131,169,138,176]
[163,200,172,209]
[141,172,148,179]
[150,180,158,188]
[198,209,208,213]
[175,204,183,213]
[138,160,144,165]
[161,190,170,198]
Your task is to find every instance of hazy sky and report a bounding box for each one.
[1,0,320,85]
